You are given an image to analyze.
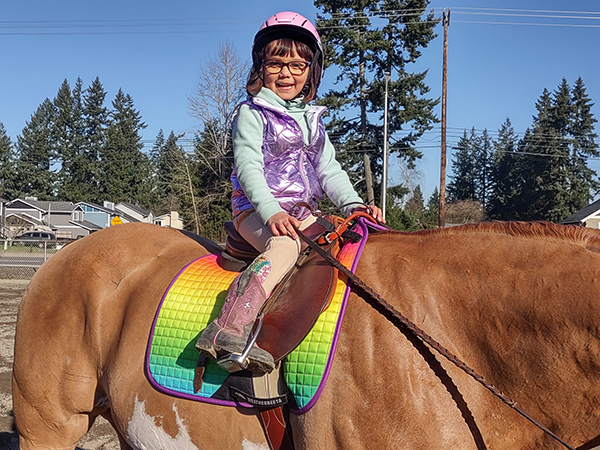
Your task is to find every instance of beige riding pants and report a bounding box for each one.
[234,211,317,296]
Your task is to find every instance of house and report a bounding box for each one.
[5,197,182,239]
[154,211,184,229]
[115,202,154,224]
[560,198,600,228]
[4,197,78,239]
[71,201,118,233]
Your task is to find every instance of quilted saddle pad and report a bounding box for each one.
[146,219,370,414]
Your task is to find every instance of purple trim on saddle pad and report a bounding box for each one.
[290,218,376,414]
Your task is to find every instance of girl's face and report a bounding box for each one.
[262,47,310,101]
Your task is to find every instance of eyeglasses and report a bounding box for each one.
[264,60,311,76]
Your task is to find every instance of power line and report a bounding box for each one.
[3,7,600,36]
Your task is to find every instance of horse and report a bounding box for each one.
[12,221,600,449]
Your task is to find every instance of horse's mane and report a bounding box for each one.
[386,221,600,248]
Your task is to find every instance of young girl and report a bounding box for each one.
[196,11,384,373]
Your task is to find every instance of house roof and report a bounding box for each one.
[30,200,74,212]
[117,202,152,217]
[560,198,600,225]
[8,198,74,212]
[74,201,116,214]
[114,210,139,223]
[69,219,103,231]
[5,212,46,225]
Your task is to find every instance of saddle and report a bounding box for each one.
[148,215,375,450]
[219,216,347,363]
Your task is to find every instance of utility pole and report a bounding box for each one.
[381,71,391,220]
[439,8,450,228]
[360,54,375,205]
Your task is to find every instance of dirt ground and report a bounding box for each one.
[0,280,120,450]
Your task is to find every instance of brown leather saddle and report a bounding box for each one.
[219,217,345,363]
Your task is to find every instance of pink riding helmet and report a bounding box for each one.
[252,11,324,78]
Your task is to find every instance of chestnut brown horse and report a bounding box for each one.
[12,221,600,449]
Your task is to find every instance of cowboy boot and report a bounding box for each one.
[195,270,275,373]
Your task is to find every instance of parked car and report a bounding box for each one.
[15,231,59,248]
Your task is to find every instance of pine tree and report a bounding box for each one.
[567,77,599,214]
[52,79,83,201]
[426,187,440,226]
[14,100,56,199]
[100,89,151,206]
[81,77,109,202]
[193,123,233,240]
[447,129,479,202]
[150,129,167,204]
[0,121,17,199]
[488,118,520,220]
[475,129,494,211]
[315,0,439,204]
[151,130,191,218]
[515,80,598,222]
[405,184,426,226]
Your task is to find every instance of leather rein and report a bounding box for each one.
[293,218,576,450]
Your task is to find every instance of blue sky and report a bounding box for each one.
[2,0,600,200]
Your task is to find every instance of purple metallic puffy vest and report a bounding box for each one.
[231,97,327,220]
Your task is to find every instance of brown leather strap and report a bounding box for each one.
[259,406,294,450]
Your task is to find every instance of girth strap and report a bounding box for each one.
[259,406,294,450]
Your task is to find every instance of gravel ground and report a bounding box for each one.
[0,279,120,449]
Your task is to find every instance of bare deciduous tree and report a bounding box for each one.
[186,41,249,241]
[188,41,248,179]
[445,199,485,225]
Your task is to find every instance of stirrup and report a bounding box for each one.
[217,314,266,372]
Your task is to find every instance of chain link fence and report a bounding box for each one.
[0,240,64,279]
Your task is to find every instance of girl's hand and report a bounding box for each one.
[267,212,302,239]
[353,205,386,224]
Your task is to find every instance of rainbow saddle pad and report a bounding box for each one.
[146,219,373,414]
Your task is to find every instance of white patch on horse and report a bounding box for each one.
[126,397,198,450]
[242,440,269,450]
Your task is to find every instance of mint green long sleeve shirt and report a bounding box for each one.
[232,87,363,224]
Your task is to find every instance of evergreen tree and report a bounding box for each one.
[426,187,439,227]
[405,184,425,225]
[315,0,439,204]
[475,129,493,211]
[151,130,192,219]
[80,77,109,202]
[447,129,479,202]
[488,118,521,220]
[52,79,83,201]
[193,123,233,240]
[14,100,56,199]
[100,89,151,206]
[567,77,599,214]
[150,129,167,204]
[517,81,597,221]
[0,122,17,199]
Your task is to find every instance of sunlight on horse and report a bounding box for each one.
[12,221,600,449]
